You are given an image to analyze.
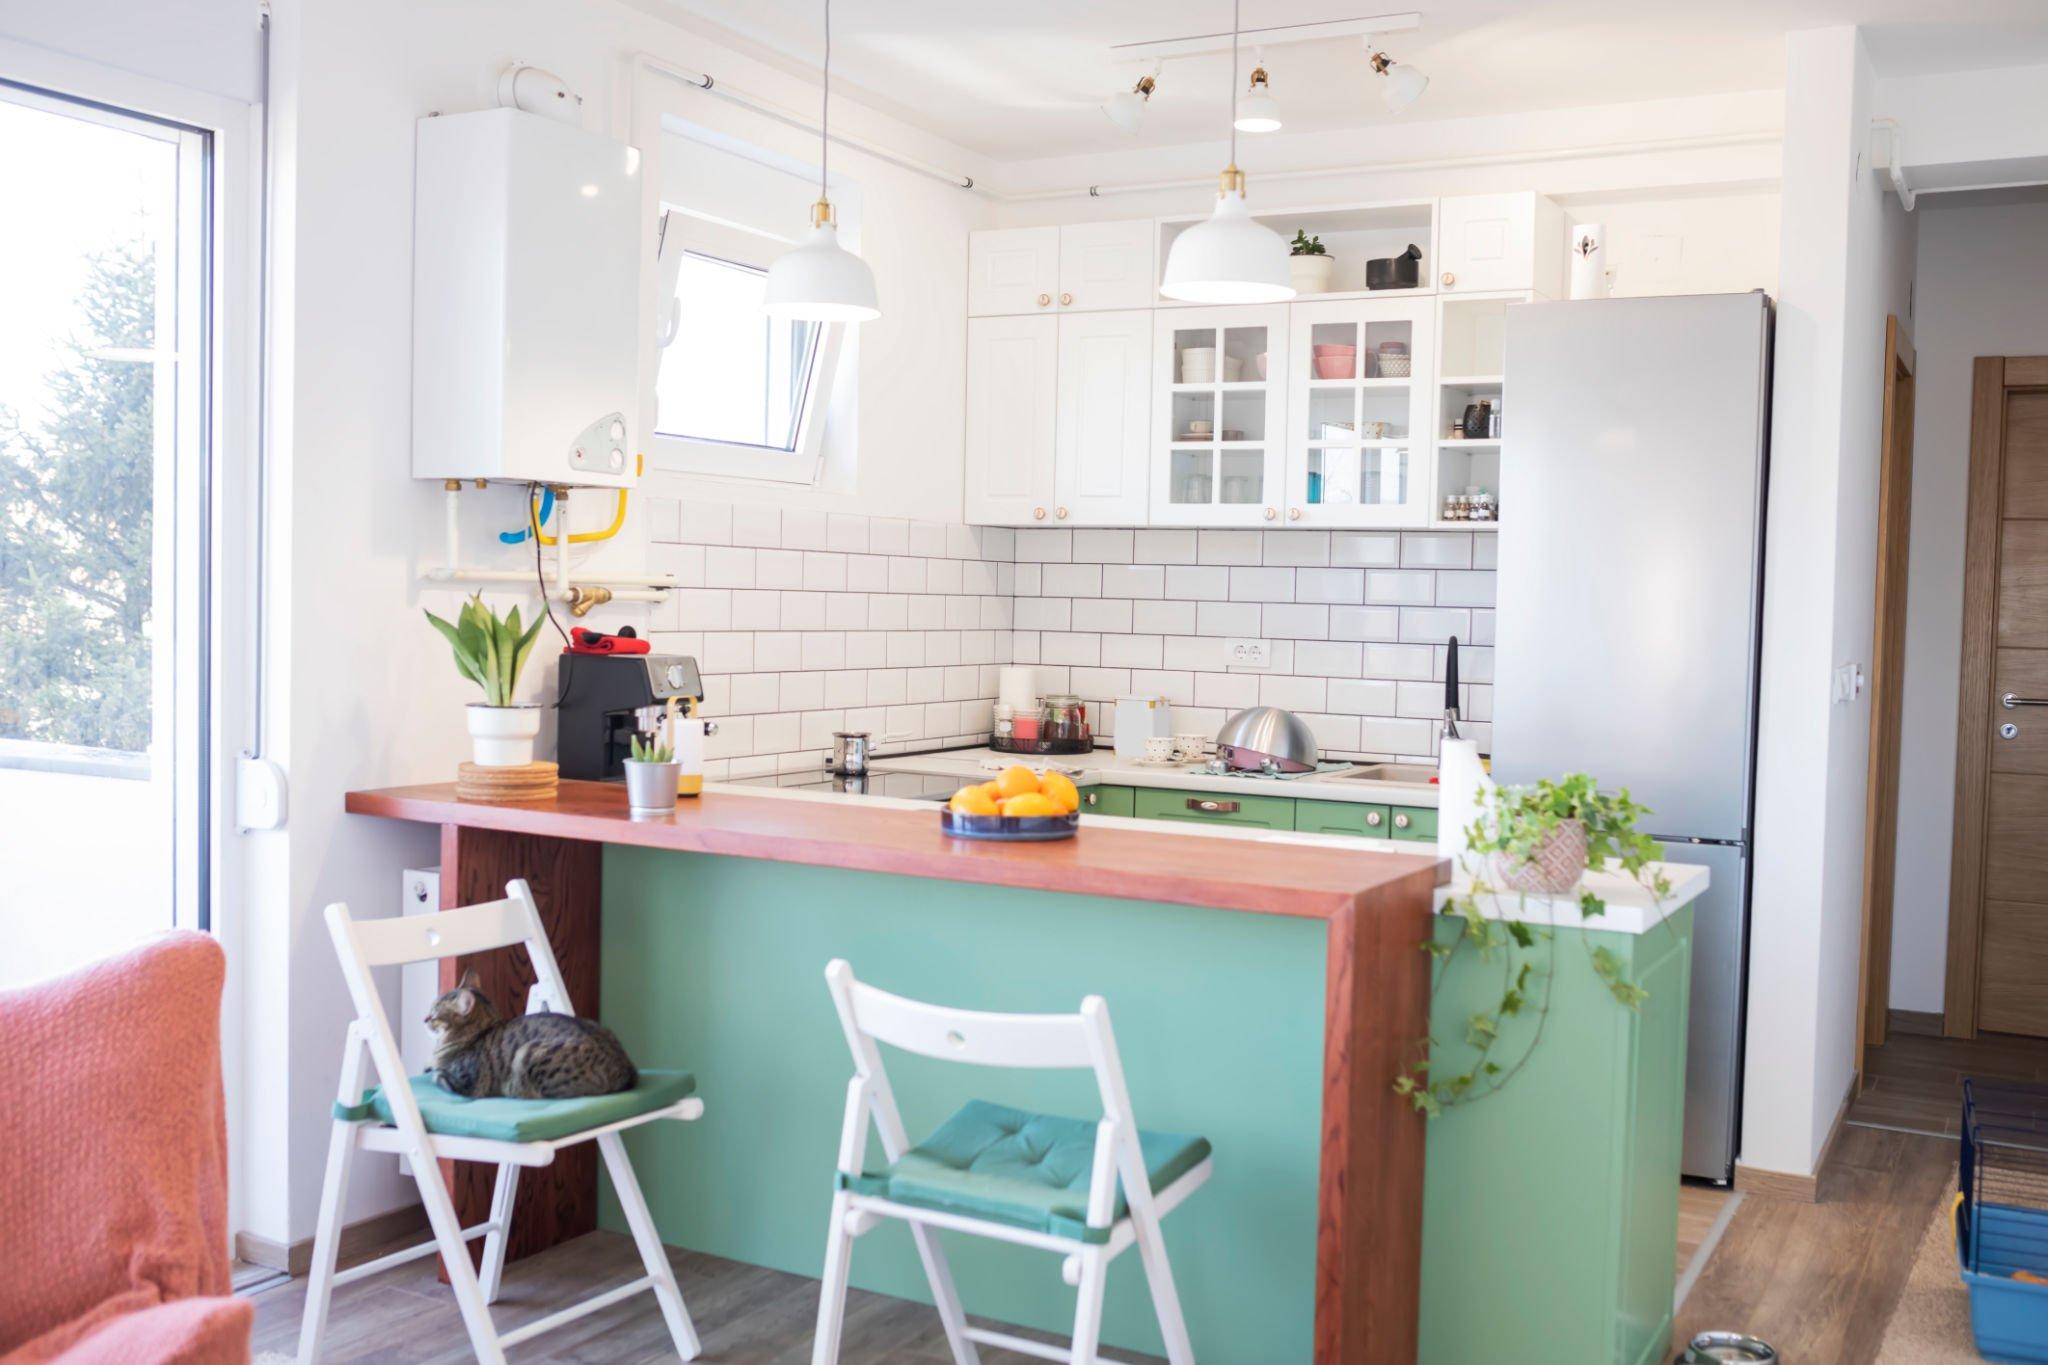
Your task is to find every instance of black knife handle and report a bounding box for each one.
[1445,635,1461,708]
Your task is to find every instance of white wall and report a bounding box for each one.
[1888,190,2048,1013]
[253,0,989,1242]
[1741,26,1917,1178]
[1879,62,2048,192]
[0,0,261,104]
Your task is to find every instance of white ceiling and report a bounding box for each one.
[658,0,2048,163]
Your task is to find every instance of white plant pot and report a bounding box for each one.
[466,704,542,767]
[1289,254,1336,295]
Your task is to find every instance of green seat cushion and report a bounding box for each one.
[838,1099,1210,1244]
[333,1069,696,1143]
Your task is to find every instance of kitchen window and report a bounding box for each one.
[649,126,855,484]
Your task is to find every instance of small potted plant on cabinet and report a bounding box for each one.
[622,728,681,814]
[424,593,547,767]
[1289,229,1335,295]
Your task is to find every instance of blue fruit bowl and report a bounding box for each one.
[940,809,1080,841]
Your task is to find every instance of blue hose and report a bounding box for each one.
[499,486,554,544]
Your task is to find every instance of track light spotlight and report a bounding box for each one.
[1103,67,1159,134]
[1365,38,1428,113]
[1234,55,1282,133]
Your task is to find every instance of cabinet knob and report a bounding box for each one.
[1394,813,1411,830]
[1085,791,1098,806]
[1036,293,1052,307]
[1055,506,1069,520]
[1033,506,1047,520]
[1060,292,1074,306]
[1264,506,1277,521]
[1288,507,1302,521]
[1441,271,1455,287]
[1366,811,1383,827]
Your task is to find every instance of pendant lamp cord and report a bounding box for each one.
[819,0,832,200]
[1229,0,1240,168]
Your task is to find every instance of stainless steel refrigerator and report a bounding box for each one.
[1492,291,1771,1183]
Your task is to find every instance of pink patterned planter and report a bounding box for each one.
[1492,819,1589,895]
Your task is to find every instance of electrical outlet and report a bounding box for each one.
[1227,638,1271,669]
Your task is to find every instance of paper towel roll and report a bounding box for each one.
[1436,739,1495,863]
[998,665,1039,712]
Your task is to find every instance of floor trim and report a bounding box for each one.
[236,1202,427,1277]
[1734,1081,1854,1203]
[1886,1008,1945,1038]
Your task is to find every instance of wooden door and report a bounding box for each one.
[1948,356,2048,1036]
[967,225,1059,316]
[1052,309,1151,525]
[1056,219,1156,312]
[1856,317,1914,1069]
[962,314,1058,526]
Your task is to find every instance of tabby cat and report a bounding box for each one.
[424,970,637,1099]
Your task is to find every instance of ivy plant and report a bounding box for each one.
[1393,775,1674,1117]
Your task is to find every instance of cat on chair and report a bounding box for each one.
[424,969,637,1099]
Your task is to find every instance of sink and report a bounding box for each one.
[1324,763,1439,785]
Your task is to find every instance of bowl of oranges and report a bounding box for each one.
[941,765,1083,841]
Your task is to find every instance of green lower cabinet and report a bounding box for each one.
[1420,905,1695,1365]
[1132,787,1294,830]
[1078,784,1134,818]
[1292,800,1389,838]
[1389,806,1437,842]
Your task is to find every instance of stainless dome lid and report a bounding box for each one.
[1214,706,1319,773]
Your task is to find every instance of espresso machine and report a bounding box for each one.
[556,653,705,781]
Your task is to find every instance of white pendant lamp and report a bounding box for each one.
[1233,55,1282,133]
[1159,0,1294,303]
[1366,39,1429,113]
[1103,69,1158,135]
[765,0,878,322]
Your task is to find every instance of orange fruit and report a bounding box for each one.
[1039,772,1080,814]
[995,765,1042,799]
[1001,792,1062,818]
[949,787,1000,816]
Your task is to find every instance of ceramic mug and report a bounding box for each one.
[1174,733,1208,761]
[1186,419,1213,436]
[1144,736,1177,763]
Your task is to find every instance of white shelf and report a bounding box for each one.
[1169,380,1266,393]
[1438,438,1500,448]
[1287,285,1435,303]
[1308,376,1412,389]
[1307,438,1412,450]
[1437,374,1504,388]
[1432,520,1502,531]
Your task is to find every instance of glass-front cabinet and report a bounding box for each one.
[1149,306,1290,526]
[1282,297,1436,527]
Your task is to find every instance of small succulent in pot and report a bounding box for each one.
[1288,230,1328,257]
[622,703,682,813]
[1288,230,1336,294]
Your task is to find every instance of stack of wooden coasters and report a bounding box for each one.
[455,760,559,802]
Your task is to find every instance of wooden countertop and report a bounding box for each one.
[346,780,1447,921]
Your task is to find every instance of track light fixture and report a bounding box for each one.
[1103,65,1160,134]
[1365,36,1428,113]
[1234,51,1282,133]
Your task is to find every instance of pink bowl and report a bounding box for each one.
[1312,344,1356,356]
[1314,354,1355,379]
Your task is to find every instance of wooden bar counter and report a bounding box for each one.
[346,780,1448,1363]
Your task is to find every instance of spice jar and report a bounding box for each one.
[1042,693,1089,748]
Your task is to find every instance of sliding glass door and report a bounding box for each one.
[0,80,211,986]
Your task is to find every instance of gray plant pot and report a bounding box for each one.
[623,759,681,813]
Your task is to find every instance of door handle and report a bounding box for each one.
[2004,693,2048,708]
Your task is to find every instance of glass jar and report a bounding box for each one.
[993,703,1014,739]
[1010,702,1047,745]
[1042,693,1089,748]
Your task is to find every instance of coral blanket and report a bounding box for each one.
[0,933,251,1364]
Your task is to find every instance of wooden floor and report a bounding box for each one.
[249,1230,1169,1364]
[1847,1025,2048,1139]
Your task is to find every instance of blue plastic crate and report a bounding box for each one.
[1961,1079,2048,1362]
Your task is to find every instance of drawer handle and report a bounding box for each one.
[1365,811,1383,827]
[1033,506,1047,520]
[1188,798,1240,814]
[1263,506,1277,521]
[1393,813,1411,830]
[1056,506,1069,519]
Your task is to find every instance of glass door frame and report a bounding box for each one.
[1148,303,1291,528]
[1282,295,1437,528]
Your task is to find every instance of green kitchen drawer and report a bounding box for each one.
[1134,787,1295,830]
[1079,785,1134,818]
[1389,806,1437,842]
[1292,801,1392,838]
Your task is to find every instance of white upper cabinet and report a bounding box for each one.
[1436,192,1567,297]
[968,220,1154,316]
[1053,311,1152,525]
[963,314,1059,525]
[1056,220,1156,313]
[1149,306,1291,528]
[1282,297,1436,528]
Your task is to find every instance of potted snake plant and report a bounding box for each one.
[424,593,547,767]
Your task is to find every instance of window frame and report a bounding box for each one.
[648,208,845,484]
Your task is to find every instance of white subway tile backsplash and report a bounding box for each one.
[1472,534,1499,570]
[1102,633,1164,669]
[781,592,827,631]
[1262,603,1329,639]
[1260,675,1326,711]
[780,672,826,711]
[1262,530,1330,566]
[1016,528,1072,562]
[1072,598,1134,633]
[1043,562,1103,598]
[1365,570,1435,606]
[705,546,756,587]
[651,543,706,588]
[1296,568,1366,605]
[1041,632,1102,666]
[1400,607,1471,643]
[1366,643,1436,680]
[755,631,802,671]
[980,527,1016,562]
[947,524,980,560]
[1331,532,1401,567]
[755,548,805,590]
[1072,528,1134,563]
[1331,605,1401,641]
[1435,571,1497,608]
[907,667,943,703]
[1302,713,1362,751]
[702,632,754,674]
[888,557,928,594]
[1294,640,1363,677]
[845,631,887,669]
[678,500,733,546]
[845,554,889,593]
[1329,678,1399,714]
[780,508,828,550]
[910,520,949,560]
[731,504,781,548]
[1399,532,1472,569]
[1134,529,1198,564]
[827,594,868,631]
[1015,563,1042,596]
[868,518,911,556]
[1229,566,1295,602]
[867,594,908,630]
[675,588,732,631]
[1197,530,1263,565]
[1195,671,1260,709]
[1196,601,1261,637]
[1360,717,1434,756]
[1130,669,1196,705]
[887,632,926,667]
[801,632,846,671]
[927,558,965,595]
[803,552,848,592]
[1015,597,1070,632]
[1163,635,1229,671]
[867,669,908,705]
[1101,564,1165,598]
[826,514,868,553]
[1166,565,1230,600]
[1471,610,1496,646]
[1134,599,1198,635]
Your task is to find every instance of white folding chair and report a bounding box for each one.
[812,959,1211,1365]
[299,879,706,1365]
